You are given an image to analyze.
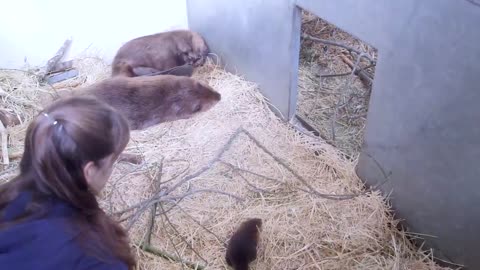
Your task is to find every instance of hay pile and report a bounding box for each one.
[0,57,450,270]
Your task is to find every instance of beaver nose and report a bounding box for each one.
[214,91,221,100]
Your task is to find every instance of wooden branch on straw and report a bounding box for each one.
[331,52,365,144]
[142,159,164,246]
[117,129,248,222]
[176,205,227,247]
[119,126,393,226]
[119,187,243,225]
[163,128,243,195]
[239,128,357,200]
[139,244,206,270]
[116,129,394,268]
[321,61,375,85]
[164,189,244,202]
[301,33,376,64]
[220,161,277,194]
[130,160,208,268]
[339,54,373,86]
[158,202,209,265]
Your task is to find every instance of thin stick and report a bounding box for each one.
[140,244,206,270]
[302,33,376,63]
[0,121,9,165]
[160,160,191,186]
[164,128,243,194]
[117,185,243,219]
[240,128,360,200]
[342,112,367,121]
[118,127,391,227]
[176,205,227,247]
[339,54,373,85]
[321,62,375,80]
[115,193,163,217]
[331,99,339,143]
[219,160,285,184]
[220,161,279,182]
[157,210,187,270]
[125,198,154,231]
[107,164,147,214]
[331,52,364,144]
[154,197,188,217]
[164,188,244,202]
[236,172,273,194]
[143,159,164,246]
[158,203,209,265]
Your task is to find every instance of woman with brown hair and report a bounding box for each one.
[0,96,136,269]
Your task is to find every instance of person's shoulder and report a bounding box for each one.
[31,218,128,270]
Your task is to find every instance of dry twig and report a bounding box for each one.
[158,202,209,265]
[163,128,243,194]
[302,33,376,64]
[119,126,393,226]
[339,54,373,86]
[331,52,365,144]
[176,205,227,247]
[240,128,357,199]
[139,244,206,270]
[142,159,164,246]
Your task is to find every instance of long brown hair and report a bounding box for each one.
[0,96,135,268]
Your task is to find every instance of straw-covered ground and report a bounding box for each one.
[0,53,452,270]
[297,11,377,158]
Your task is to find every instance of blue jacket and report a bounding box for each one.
[0,192,127,270]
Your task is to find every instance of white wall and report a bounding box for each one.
[0,0,188,69]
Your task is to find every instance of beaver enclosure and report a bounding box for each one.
[0,22,451,270]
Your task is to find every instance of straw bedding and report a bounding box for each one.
[0,56,451,270]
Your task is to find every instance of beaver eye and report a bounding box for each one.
[193,104,202,113]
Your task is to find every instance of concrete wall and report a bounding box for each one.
[0,0,188,69]
[354,1,480,268]
[187,0,301,119]
[188,0,480,268]
[296,0,420,50]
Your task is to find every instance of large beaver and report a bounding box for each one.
[111,30,209,77]
[226,218,262,270]
[51,75,221,130]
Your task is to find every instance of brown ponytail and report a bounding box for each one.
[0,96,135,268]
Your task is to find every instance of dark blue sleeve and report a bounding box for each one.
[76,255,128,270]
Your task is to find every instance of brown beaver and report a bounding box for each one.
[226,218,262,270]
[52,75,221,130]
[111,30,209,77]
